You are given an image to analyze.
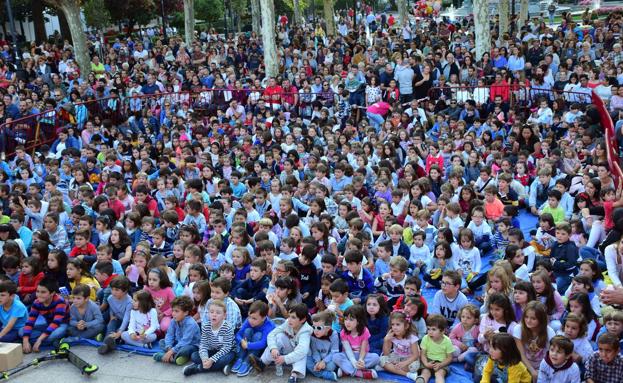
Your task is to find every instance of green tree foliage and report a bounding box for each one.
[195,0,225,22]
[83,0,112,30]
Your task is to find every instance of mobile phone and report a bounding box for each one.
[59,286,69,296]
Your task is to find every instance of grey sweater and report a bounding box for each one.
[106,293,133,332]
[308,329,340,364]
[69,300,104,329]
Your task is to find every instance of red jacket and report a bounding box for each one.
[18,271,45,296]
[69,243,97,258]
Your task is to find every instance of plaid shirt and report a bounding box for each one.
[584,352,623,383]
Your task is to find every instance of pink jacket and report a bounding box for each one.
[449,322,480,349]
[144,286,175,317]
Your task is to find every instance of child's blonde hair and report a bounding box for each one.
[485,264,514,297]
[388,224,404,236]
[389,256,409,272]
[603,309,623,324]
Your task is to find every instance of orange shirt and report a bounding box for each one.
[484,198,505,221]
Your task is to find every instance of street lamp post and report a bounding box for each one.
[4,0,21,67]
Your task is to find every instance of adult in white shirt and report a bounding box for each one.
[133,43,149,61]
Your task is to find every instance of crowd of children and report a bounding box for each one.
[2,4,623,383]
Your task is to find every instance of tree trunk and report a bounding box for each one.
[397,0,408,28]
[50,0,91,80]
[32,0,47,43]
[293,0,302,25]
[498,0,509,37]
[251,0,261,34]
[260,0,279,77]
[518,0,529,28]
[183,0,195,46]
[324,0,335,36]
[474,0,491,61]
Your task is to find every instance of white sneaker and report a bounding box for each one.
[337,368,343,378]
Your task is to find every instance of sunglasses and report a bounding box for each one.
[313,325,328,331]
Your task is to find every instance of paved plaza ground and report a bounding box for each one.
[16,346,362,383]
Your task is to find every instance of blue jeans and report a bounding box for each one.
[366,112,385,132]
[463,350,479,368]
[555,273,573,295]
[190,349,235,372]
[21,316,68,345]
[0,328,20,342]
[106,317,122,336]
[235,327,264,361]
[68,323,104,339]
[306,355,337,380]
[159,339,198,359]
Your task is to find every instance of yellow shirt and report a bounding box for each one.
[69,275,101,301]
[481,358,532,383]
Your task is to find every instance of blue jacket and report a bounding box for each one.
[367,315,389,354]
[235,275,270,302]
[342,267,375,302]
[551,240,579,275]
[51,136,80,154]
[394,241,411,260]
[235,317,276,351]
[164,315,201,353]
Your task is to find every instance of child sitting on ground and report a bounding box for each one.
[420,314,455,383]
[183,299,235,376]
[153,296,200,366]
[67,284,104,340]
[231,301,275,377]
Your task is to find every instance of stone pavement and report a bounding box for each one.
[16,346,364,383]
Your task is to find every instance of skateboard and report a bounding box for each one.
[0,342,98,380]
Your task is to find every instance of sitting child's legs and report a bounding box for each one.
[260,332,307,377]
[120,331,157,347]
[189,349,235,372]
[306,355,337,381]
[68,323,104,339]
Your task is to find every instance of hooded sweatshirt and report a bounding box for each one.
[536,352,581,383]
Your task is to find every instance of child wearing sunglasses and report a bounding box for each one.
[307,310,340,381]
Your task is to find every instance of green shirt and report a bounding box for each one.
[421,334,454,362]
[541,205,565,225]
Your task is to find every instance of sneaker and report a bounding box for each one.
[337,368,343,378]
[248,354,265,373]
[95,333,104,342]
[287,375,298,383]
[407,372,423,382]
[183,363,203,376]
[358,369,377,379]
[236,362,253,377]
[153,352,164,362]
[415,376,425,383]
[175,356,189,366]
[326,371,338,381]
[104,336,116,351]
[223,363,231,376]
[97,337,116,355]
[231,358,243,373]
[97,343,109,355]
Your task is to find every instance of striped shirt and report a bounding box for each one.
[198,318,234,363]
[22,294,68,337]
